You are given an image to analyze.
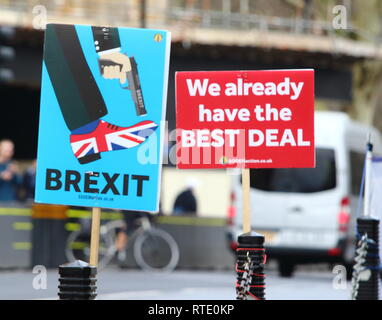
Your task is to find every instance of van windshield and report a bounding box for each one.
[250,148,336,193]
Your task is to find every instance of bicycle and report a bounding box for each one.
[65,214,180,272]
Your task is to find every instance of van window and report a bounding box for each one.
[249,148,336,193]
[350,151,365,195]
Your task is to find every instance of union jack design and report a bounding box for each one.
[70,120,158,164]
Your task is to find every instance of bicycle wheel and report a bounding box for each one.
[65,226,114,270]
[133,228,180,272]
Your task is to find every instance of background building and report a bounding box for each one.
[1,0,382,159]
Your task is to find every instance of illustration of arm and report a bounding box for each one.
[92,26,131,84]
[93,26,147,116]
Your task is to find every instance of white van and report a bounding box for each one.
[226,111,382,277]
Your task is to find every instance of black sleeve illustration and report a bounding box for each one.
[44,24,107,131]
[91,26,121,54]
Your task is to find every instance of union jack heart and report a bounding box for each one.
[70,120,158,164]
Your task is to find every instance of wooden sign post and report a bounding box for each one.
[89,207,101,266]
[242,168,251,234]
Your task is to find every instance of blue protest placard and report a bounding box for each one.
[35,24,171,212]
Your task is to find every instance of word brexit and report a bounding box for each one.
[45,169,150,196]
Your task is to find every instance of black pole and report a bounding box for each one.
[58,260,97,300]
[352,140,379,300]
[354,217,380,300]
[236,232,266,300]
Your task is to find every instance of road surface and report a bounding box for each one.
[0,265,350,300]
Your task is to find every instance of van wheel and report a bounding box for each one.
[278,261,295,278]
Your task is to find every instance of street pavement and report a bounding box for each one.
[0,265,350,300]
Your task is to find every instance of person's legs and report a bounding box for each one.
[115,212,140,262]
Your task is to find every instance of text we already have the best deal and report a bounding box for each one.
[176,70,315,169]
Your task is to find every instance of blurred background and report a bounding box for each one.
[0,0,381,300]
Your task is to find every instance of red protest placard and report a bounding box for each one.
[176,69,315,169]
